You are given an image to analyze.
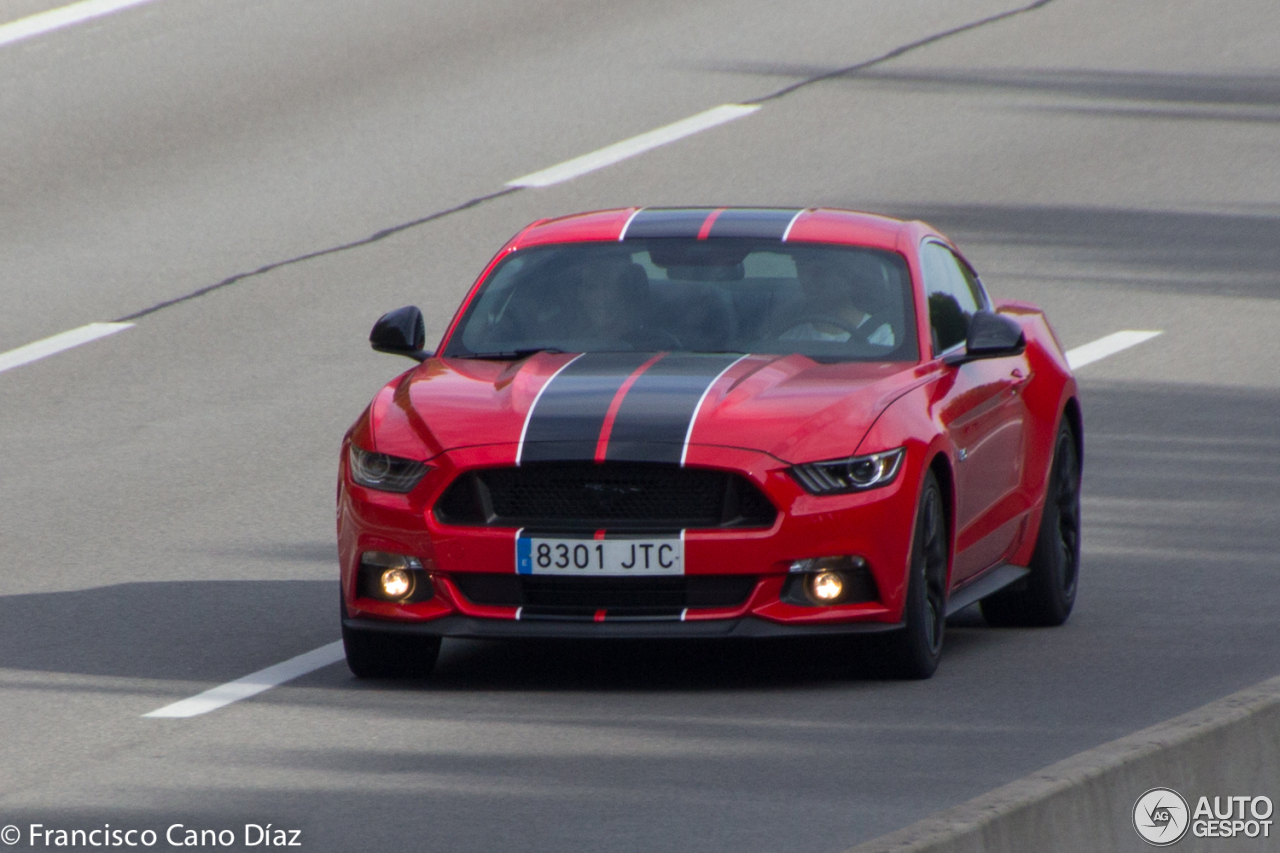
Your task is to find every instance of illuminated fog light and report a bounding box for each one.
[358,552,425,601]
[808,571,844,603]
[380,568,413,599]
[783,556,876,607]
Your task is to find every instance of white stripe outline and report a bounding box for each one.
[0,0,162,48]
[507,104,760,189]
[1065,330,1161,370]
[680,354,751,467]
[618,208,645,241]
[0,322,133,375]
[780,209,806,242]
[143,641,345,718]
[515,353,584,466]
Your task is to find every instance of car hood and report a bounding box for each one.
[370,352,923,465]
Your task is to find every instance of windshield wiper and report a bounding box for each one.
[454,347,565,360]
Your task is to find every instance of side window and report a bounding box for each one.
[955,259,989,310]
[920,242,981,355]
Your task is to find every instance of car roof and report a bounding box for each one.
[508,207,918,253]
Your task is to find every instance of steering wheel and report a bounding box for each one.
[779,314,874,343]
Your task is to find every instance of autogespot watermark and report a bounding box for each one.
[0,824,301,848]
[1133,788,1274,845]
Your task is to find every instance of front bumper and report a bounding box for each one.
[343,613,903,640]
[338,442,921,633]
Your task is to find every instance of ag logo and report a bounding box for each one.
[1134,787,1190,846]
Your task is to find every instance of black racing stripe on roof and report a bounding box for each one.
[707,209,800,240]
[623,209,713,239]
[520,351,655,463]
[604,353,742,464]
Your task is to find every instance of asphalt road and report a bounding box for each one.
[2,0,1279,851]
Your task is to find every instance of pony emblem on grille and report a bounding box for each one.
[582,481,644,510]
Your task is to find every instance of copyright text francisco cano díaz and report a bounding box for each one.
[1,824,301,848]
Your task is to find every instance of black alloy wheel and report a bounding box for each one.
[881,470,948,679]
[982,419,1081,627]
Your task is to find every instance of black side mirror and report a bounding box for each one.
[944,310,1025,366]
[370,306,431,362]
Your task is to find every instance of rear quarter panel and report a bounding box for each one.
[995,300,1079,568]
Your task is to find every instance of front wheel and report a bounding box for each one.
[881,471,948,679]
[342,623,441,679]
[982,419,1081,627]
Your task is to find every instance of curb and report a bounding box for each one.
[843,673,1280,852]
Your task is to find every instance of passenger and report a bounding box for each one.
[571,258,672,349]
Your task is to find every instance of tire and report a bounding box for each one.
[881,470,948,679]
[981,419,1081,627]
[342,622,441,679]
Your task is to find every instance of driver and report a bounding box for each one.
[776,252,894,345]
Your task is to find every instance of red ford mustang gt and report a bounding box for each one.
[338,207,1081,679]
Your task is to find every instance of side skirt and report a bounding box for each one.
[945,564,1030,617]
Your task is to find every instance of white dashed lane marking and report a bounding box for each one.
[506,104,760,188]
[0,0,163,48]
[143,642,345,718]
[1065,330,1162,370]
[0,322,133,375]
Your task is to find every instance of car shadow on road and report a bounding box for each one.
[0,579,340,684]
[0,576,998,691]
[340,617,1001,693]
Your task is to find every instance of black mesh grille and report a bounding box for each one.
[451,574,756,617]
[435,462,776,531]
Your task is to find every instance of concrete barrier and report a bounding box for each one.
[844,674,1280,852]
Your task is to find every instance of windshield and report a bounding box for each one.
[443,238,918,362]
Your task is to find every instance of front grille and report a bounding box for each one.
[436,462,776,531]
[451,574,757,619]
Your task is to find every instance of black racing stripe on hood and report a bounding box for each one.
[623,208,713,239]
[604,353,743,464]
[707,208,800,239]
[520,351,654,463]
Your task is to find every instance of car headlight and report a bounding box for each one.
[790,447,905,495]
[348,445,430,493]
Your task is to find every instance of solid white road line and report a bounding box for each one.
[0,0,162,48]
[0,322,133,375]
[1065,330,1162,370]
[507,104,760,188]
[143,641,345,718]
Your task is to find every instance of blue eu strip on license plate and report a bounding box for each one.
[516,533,684,576]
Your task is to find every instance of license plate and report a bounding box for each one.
[516,533,684,576]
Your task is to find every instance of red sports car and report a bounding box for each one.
[338,207,1081,679]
